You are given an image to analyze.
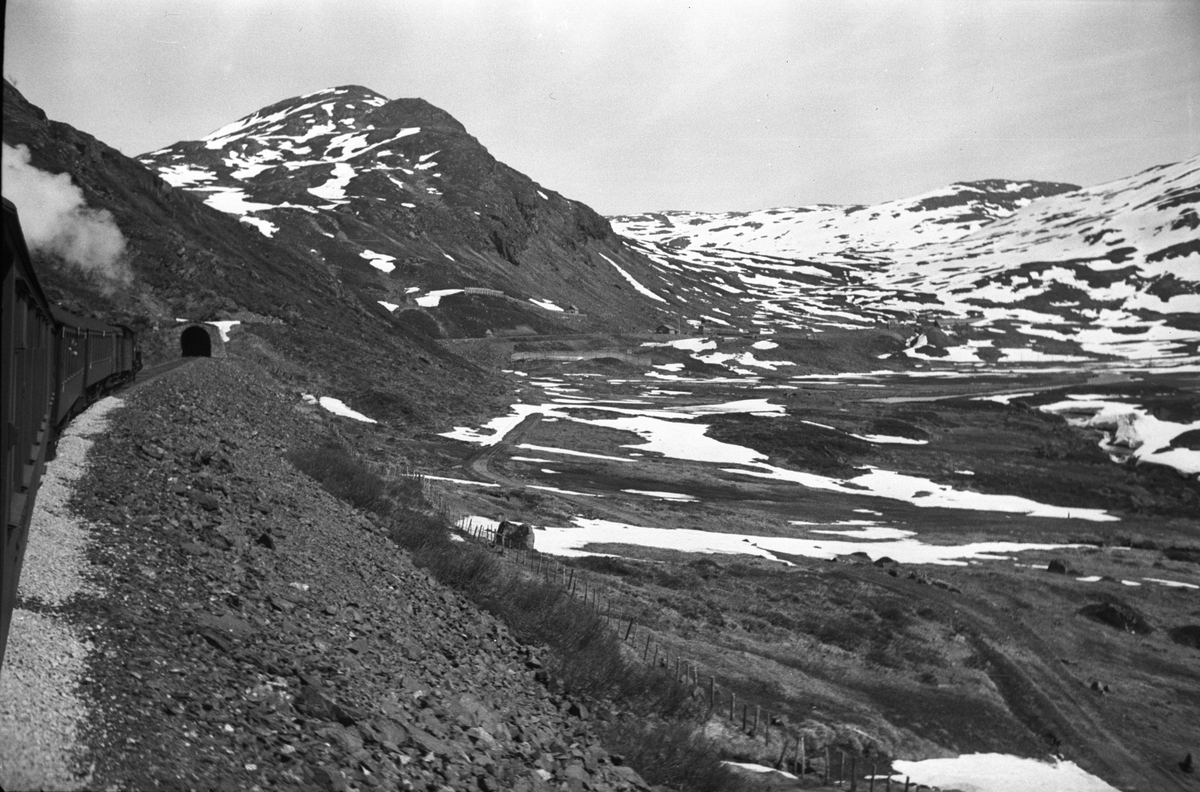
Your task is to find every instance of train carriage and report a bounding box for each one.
[1,197,141,671]
[50,307,137,427]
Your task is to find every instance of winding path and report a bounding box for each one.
[835,565,1187,791]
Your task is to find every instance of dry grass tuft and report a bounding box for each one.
[291,438,746,790]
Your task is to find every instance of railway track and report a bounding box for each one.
[129,356,199,386]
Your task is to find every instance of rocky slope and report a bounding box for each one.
[136,85,693,336]
[39,358,650,792]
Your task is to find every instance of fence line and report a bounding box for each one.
[387,472,940,791]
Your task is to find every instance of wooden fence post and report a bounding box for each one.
[753,705,759,737]
[764,710,770,745]
[742,703,748,732]
[730,691,735,721]
[709,676,715,710]
[850,755,857,791]
[625,619,634,641]
[823,747,829,785]
[799,737,805,778]
[643,634,651,661]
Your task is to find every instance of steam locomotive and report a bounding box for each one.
[1,196,141,669]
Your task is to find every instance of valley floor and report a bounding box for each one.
[424,354,1200,792]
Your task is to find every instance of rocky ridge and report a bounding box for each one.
[136,85,692,337]
[61,359,650,792]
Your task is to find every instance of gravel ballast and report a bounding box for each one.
[0,397,124,791]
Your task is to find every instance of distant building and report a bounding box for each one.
[655,324,679,335]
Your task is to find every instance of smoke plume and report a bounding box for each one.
[2,143,131,288]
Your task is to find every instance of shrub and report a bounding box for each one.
[599,718,750,792]
[287,441,388,514]
[574,555,635,576]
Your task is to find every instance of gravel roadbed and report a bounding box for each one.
[1,396,124,791]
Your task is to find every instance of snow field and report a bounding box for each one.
[441,389,1118,522]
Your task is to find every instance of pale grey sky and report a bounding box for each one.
[4,0,1198,214]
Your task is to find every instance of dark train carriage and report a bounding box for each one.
[2,198,58,670]
[50,307,134,427]
[1,198,141,671]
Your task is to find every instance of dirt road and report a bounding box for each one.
[834,565,1189,791]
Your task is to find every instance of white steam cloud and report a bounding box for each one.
[2,143,131,287]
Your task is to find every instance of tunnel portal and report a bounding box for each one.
[180,325,212,357]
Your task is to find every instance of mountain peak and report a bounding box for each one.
[368,98,467,135]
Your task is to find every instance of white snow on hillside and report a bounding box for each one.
[139,87,430,236]
[360,249,396,273]
[610,179,1068,262]
[598,252,667,303]
[141,86,1198,369]
[615,155,1200,366]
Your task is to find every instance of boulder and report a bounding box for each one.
[494,520,536,550]
[1078,601,1154,634]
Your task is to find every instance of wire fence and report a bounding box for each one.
[389,471,943,791]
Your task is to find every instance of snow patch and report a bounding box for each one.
[301,394,377,424]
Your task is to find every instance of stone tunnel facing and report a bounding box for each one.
[180,325,212,357]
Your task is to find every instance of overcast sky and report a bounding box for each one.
[4,0,1198,215]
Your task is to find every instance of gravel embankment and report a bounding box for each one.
[1,396,125,792]
[6,358,651,792]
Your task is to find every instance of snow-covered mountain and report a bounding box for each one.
[137,86,684,336]
[611,179,1078,261]
[614,158,1200,365]
[132,83,1200,367]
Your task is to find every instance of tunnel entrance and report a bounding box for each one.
[181,325,212,357]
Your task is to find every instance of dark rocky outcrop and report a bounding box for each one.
[1077,601,1154,635]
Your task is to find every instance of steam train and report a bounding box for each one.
[1,197,141,669]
